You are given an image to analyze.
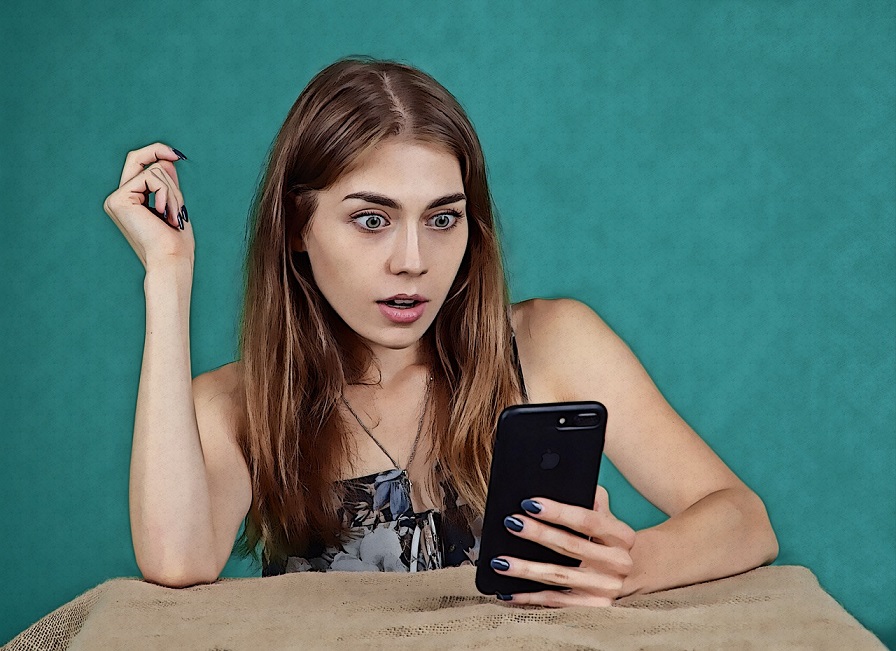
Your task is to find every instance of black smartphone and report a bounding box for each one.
[475,401,606,596]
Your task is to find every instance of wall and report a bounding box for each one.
[2,0,893,645]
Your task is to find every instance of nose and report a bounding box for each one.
[387,223,427,276]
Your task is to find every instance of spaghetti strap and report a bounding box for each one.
[510,330,529,403]
[507,304,529,403]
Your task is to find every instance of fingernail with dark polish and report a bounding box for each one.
[171,147,188,160]
[181,204,189,223]
[490,558,510,571]
[496,593,514,601]
[504,516,524,532]
[177,213,184,230]
[521,499,543,514]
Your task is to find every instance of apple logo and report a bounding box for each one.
[540,449,560,470]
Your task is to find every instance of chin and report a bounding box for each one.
[356,319,435,350]
[367,329,426,350]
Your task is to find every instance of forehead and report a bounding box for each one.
[326,139,464,199]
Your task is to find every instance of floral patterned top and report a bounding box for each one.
[262,463,481,576]
[262,330,528,576]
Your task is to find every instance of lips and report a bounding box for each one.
[377,294,429,309]
[374,294,428,324]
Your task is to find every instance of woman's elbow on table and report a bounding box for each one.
[737,487,779,567]
[139,558,221,588]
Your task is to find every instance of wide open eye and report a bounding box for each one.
[428,209,462,230]
[352,213,389,231]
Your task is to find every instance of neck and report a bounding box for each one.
[359,341,427,387]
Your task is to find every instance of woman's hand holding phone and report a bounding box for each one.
[475,402,635,605]
[103,142,193,271]
[490,485,636,607]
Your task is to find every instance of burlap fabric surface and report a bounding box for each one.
[4,565,884,650]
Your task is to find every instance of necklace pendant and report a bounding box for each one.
[402,469,416,513]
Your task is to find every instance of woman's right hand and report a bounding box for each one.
[103,142,194,271]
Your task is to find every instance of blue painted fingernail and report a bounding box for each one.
[496,593,514,601]
[171,147,188,160]
[504,516,524,532]
[521,499,543,514]
[181,204,189,223]
[490,558,510,571]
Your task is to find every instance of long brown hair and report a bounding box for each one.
[236,57,524,567]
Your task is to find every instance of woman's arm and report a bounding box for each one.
[503,298,777,602]
[622,483,776,595]
[133,266,255,588]
[104,144,251,587]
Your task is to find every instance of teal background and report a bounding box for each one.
[2,0,893,646]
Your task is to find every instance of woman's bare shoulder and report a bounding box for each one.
[194,360,243,392]
[192,361,246,433]
[510,297,597,334]
[511,295,612,334]
[509,298,609,401]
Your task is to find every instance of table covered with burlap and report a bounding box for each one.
[4,565,884,650]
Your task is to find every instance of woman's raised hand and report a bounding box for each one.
[489,485,637,607]
[103,142,193,270]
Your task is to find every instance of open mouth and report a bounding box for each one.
[377,299,422,310]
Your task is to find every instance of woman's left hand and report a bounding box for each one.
[491,485,637,607]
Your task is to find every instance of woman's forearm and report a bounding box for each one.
[620,487,778,597]
[129,260,217,586]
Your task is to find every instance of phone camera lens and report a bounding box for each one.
[572,412,600,427]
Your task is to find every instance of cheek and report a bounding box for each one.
[309,247,360,292]
[306,226,352,273]
[305,238,376,309]
[448,228,470,272]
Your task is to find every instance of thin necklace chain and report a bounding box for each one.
[341,374,433,471]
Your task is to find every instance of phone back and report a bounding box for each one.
[475,401,606,596]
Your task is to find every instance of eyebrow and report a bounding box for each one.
[342,191,466,211]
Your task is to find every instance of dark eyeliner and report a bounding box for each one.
[430,208,464,230]
[351,211,389,232]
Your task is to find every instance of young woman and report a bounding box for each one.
[103,57,777,607]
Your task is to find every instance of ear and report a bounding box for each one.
[288,193,309,253]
